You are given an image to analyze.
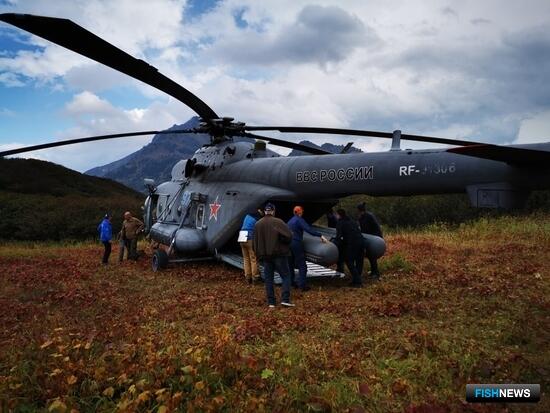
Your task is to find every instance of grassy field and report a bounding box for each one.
[0,215,548,412]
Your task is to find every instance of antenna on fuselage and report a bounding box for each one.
[390,130,402,151]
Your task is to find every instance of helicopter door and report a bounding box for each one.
[143,194,159,233]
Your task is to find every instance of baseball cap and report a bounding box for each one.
[293,205,303,214]
[264,202,276,212]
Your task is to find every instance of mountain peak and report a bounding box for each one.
[151,116,202,145]
[86,117,210,191]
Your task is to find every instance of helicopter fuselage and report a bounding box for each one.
[145,140,550,255]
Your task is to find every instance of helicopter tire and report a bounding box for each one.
[152,249,169,272]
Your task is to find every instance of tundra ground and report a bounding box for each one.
[0,215,548,412]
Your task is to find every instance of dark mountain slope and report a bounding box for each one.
[0,158,143,240]
[0,158,140,197]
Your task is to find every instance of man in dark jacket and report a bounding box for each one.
[326,208,337,228]
[335,208,365,287]
[326,207,345,272]
[287,206,328,291]
[357,202,383,237]
[357,202,382,280]
[97,213,112,265]
[253,203,295,307]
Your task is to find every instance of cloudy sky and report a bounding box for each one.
[1,0,549,172]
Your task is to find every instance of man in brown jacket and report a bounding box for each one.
[253,203,294,307]
[121,211,144,261]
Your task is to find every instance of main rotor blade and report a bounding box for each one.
[244,126,483,147]
[241,132,332,155]
[0,13,219,121]
[0,129,195,157]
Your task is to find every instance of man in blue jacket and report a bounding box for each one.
[97,213,113,265]
[287,206,328,291]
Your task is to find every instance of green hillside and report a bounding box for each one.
[0,158,144,240]
[335,191,550,231]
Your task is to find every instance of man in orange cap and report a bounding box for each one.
[287,205,328,291]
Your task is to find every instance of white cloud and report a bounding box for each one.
[205,5,375,66]
[64,63,132,93]
[516,110,550,144]
[0,0,188,84]
[49,91,195,171]
[62,91,194,134]
[65,91,116,116]
[0,71,24,86]
[0,41,88,83]
[1,0,550,172]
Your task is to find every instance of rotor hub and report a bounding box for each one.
[198,117,246,139]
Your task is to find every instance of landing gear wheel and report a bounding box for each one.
[152,249,169,272]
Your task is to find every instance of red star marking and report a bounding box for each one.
[209,196,222,221]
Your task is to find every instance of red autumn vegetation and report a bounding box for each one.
[0,214,548,412]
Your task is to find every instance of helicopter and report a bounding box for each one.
[1,13,550,274]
